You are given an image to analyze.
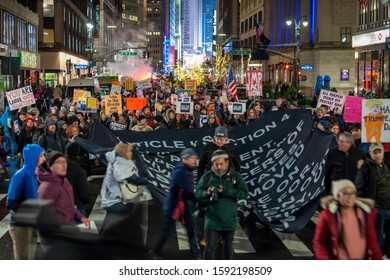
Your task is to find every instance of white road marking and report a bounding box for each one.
[273,230,314,257]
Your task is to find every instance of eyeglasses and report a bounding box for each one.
[53,160,67,165]
[340,191,356,197]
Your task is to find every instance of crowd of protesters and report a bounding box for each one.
[1,80,390,260]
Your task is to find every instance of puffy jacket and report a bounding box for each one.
[163,163,196,213]
[100,150,142,208]
[37,165,83,226]
[313,196,382,260]
[6,144,44,225]
[195,167,248,231]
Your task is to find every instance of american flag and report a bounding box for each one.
[255,22,264,45]
[228,66,238,102]
[358,0,368,8]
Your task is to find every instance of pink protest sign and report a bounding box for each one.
[343,96,364,123]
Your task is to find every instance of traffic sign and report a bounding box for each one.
[122,51,137,56]
[233,49,251,55]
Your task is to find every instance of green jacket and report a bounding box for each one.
[195,167,248,231]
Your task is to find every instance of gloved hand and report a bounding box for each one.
[136,177,149,186]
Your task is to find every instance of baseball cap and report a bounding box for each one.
[369,142,384,153]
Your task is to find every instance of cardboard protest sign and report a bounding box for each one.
[5,85,36,110]
[228,102,246,114]
[126,97,146,110]
[361,99,390,143]
[316,89,346,115]
[185,80,197,96]
[343,96,364,123]
[75,91,91,112]
[245,70,263,97]
[219,95,229,105]
[105,94,123,115]
[176,102,194,114]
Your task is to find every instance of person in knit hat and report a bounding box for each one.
[195,149,248,260]
[313,179,382,260]
[65,142,90,215]
[37,149,90,247]
[150,148,201,260]
[17,116,36,157]
[37,118,66,152]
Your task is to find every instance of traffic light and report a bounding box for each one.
[66,59,71,74]
[142,51,149,59]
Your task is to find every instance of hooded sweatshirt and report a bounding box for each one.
[6,144,44,225]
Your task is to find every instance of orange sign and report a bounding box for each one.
[73,89,90,104]
[112,81,120,86]
[126,98,147,110]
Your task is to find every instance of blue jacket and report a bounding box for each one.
[6,144,44,225]
[163,163,196,212]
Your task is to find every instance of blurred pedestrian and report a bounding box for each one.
[313,179,382,260]
[6,144,44,259]
[149,148,201,260]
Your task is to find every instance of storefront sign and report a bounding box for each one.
[352,28,390,48]
[20,51,38,69]
[75,64,88,69]
[300,65,314,70]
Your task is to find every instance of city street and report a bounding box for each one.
[0,173,318,260]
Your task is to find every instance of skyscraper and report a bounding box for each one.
[202,0,215,57]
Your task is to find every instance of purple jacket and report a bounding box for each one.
[36,165,83,226]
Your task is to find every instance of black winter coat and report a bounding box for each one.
[324,146,365,194]
[66,157,90,210]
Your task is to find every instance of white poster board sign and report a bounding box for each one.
[6,85,36,110]
[136,79,153,89]
[176,102,194,114]
[316,89,346,115]
[361,99,390,143]
[228,102,246,114]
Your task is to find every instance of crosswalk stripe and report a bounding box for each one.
[233,223,256,253]
[175,221,256,253]
[0,214,10,239]
[87,194,106,232]
[273,230,314,257]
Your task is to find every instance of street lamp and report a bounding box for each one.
[286,15,308,86]
[86,22,94,76]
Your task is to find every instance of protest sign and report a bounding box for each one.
[109,121,127,131]
[361,99,390,143]
[228,102,246,114]
[343,96,364,123]
[136,79,153,89]
[105,94,122,115]
[126,98,146,111]
[5,85,35,110]
[176,102,193,114]
[110,84,122,95]
[199,115,208,127]
[185,80,197,96]
[245,70,263,97]
[316,89,346,115]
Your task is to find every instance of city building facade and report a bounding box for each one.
[353,1,390,97]
[0,0,39,90]
[147,0,164,70]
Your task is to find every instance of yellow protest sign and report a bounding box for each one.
[87,98,97,109]
[105,94,123,115]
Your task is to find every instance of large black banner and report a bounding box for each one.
[78,110,337,233]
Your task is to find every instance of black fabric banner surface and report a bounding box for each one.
[78,110,337,233]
